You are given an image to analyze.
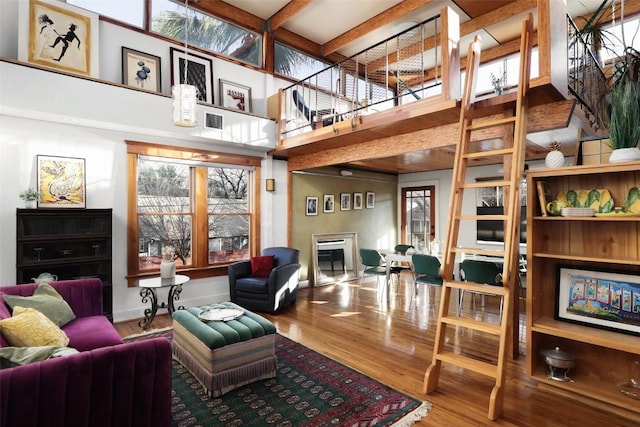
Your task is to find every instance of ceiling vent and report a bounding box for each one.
[204,112,223,130]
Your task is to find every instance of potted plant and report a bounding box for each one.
[19,188,39,208]
[605,74,640,162]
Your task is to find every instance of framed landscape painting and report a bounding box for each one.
[170,47,214,104]
[19,0,99,77]
[37,155,86,208]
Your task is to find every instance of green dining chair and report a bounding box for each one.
[391,244,415,278]
[458,259,504,319]
[359,248,397,289]
[411,254,443,307]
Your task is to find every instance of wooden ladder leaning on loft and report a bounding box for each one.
[423,13,534,421]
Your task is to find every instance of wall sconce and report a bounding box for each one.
[265,179,275,192]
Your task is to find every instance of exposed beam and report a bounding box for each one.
[266,0,313,32]
[322,0,435,55]
[195,0,263,32]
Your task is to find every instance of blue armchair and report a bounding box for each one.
[228,247,301,313]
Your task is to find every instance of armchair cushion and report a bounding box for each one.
[3,283,76,327]
[251,255,275,277]
[0,307,70,347]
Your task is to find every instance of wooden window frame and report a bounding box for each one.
[126,140,262,286]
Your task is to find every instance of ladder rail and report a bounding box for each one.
[424,13,534,422]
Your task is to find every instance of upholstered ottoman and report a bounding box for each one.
[171,302,277,397]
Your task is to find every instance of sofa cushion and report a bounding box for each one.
[3,283,76,327]
[63,315,123,352]
[250,255,274,277]
[235,277,269,294]
[0,306,70,347]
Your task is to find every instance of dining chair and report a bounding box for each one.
[411,254,443,307]
[458,259,504,319]
[391,244,415,278]
[359,248,397,290]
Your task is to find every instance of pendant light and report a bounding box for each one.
[172,0,197,127]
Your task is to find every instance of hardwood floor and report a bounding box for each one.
[115,276,637,426]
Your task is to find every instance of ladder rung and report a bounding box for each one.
[467,116,517,131]
[464,148,515,159]
[434,352,498,378]
[444,280,509,297]
[463,180,510,189]
[440,315,503,335]
[451,247,505,257]
[458,214,507,221]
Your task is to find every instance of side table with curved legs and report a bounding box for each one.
[137,274,190,329]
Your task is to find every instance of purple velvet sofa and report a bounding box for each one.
[0,279,172,427]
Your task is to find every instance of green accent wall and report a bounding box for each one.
[292,169,398,282]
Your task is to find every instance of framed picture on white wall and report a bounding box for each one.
[340,193,351,211]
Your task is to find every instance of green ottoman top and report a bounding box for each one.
[172,302,276,349]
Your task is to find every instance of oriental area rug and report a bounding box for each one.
[124,329,430,426]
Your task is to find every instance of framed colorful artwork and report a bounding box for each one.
[556,265,640,336]
[121,47,161,92]
[19,0,99,77]
[306,196,318,216]
[37,155,86,208]
[219,79,252,112]
[170,47,214,104]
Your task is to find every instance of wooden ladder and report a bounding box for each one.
[423,13,533,421]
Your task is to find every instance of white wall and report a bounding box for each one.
[0,0,292,322]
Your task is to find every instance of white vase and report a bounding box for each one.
[609,147,640,163]
[545,149,564,168]
[160,259,176,279]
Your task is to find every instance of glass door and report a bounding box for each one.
[401,186,435,253]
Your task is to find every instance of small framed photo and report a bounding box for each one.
[170,47,214,104]
[122,47,161,92]
[340,193,351,211]
[37,155,86,208]
[323,194,335,213]
[366,192,375,208]
[306,196,318,216]
[219,79,252,112]
[536,180,552,216]
[353,192,363,210]
[556,265,640,336]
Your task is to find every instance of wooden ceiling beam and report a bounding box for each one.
[322,0,435,56]
[195,0,263,32]
[266,0,313,32]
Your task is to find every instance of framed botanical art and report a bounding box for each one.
[366,192,375,208]
[19,0,100,77]
[37,155,86,208]
[306,196,318,216]
[219,79,252,112]
[340,193,351,211]
[323,194,335,213]
[170,47,214,104]
[556,266,640,336]
[353,192,363,210]
[121,47,161,92]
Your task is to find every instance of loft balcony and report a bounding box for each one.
[269,1,603,174]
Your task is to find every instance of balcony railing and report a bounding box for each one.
[272,7,461,142]
[567,16,608,131]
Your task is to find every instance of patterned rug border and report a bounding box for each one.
[123,327,431,426]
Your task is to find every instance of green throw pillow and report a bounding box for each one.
[3,283,76,327]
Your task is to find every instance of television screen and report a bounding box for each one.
[476,206,526,244]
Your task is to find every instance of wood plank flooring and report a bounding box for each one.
[115,276,638,426]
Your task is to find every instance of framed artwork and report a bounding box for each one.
[353,192,363,210]
[306,196,318,216]
[37,155,86,208]
[340,193,351,211]
[219,79,252,112]
[19,0,99,77]
[323,194,335,213]
[366,192,375,208]
[121,47,161,92]
[556,266,640,336]
[170,47,214,104]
